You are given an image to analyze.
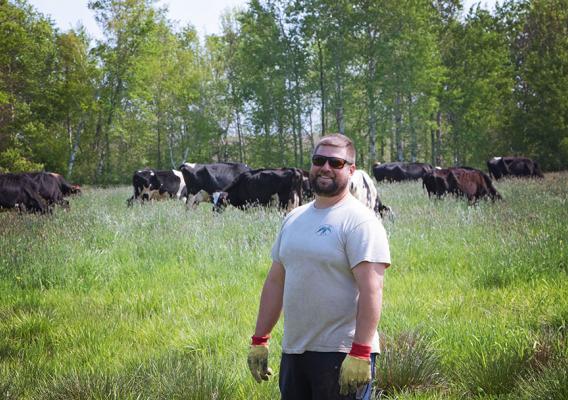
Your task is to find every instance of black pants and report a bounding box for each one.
[279,352,376,400]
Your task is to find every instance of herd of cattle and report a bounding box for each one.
[374,156,542,203]
[0,172,81,213]
[125,162,391,215]
[0,155,543,215]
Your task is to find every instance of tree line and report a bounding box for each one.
[1,0,567,184]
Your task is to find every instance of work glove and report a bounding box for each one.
[247,335,273,383]
[339,342,372,396]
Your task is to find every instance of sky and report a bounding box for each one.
[26,0,249,40]
[26,0,499,41]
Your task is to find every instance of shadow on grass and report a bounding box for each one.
[36,350,239,400]
[516,356,568,400]
[0,378,22,400]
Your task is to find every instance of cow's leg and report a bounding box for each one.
[186,193,197,210]
[286,192,299,212]
[126,195,135,207]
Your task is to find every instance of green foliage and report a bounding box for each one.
[0,147,43,172]
[443,6,513,166]
[1,0,567,182]
[503,0,568,171]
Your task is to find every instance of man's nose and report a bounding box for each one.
[320,160,333,171]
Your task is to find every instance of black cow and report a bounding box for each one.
[422,168,453,198]
[0,173,47,213]
[212,168,303,212]
[373,162,433,182]
[446,168,501,203]
[25,172,71,208]
[301,169,313,202]
[179,162,251,208]
[49,172,81,196]
[487,157,543,179]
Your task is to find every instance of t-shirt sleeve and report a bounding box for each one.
[271,227,283,263]
[345,218,391,269]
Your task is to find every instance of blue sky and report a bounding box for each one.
[26,0,249,40]
[26,0,499,41]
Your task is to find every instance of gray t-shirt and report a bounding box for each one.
[271,194,391,354]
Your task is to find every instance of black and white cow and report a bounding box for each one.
[179,162,251,208]
[147,170,187,201]
[0,173,48,213]
[126,168,186,206]
[127,168,155,206]
[212,168,303,212]
[349,169,391,217]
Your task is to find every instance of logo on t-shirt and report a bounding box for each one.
[316,224,333,236]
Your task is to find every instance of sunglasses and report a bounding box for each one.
[311,155,352,169]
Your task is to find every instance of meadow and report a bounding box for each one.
[0,173,567,399]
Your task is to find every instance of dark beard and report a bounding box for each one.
[309,173,347,197]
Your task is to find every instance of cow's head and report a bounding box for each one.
[180,162,197,170]
[212,191,229,212]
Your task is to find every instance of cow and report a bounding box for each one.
[126,168,155,206]
[0,173,48,213]
[25,172,71,209]
[48,172,81,196]
[373,162,433,182]
[422,168,453,198]
[487,157,543,179]
[147,170,187,201]
[349,170,391,217]
[212,168,303,212]
[446,167,502,203]
[301,169,313,202]
[127,168,186,206]
[179,162,252,208]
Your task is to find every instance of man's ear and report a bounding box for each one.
[349,163,356,175]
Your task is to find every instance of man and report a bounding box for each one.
[247,134,391,399]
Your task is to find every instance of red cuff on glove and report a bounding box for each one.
[349,342,372,359]
[251,335,270,345]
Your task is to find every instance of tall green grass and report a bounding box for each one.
[1,173,566,399]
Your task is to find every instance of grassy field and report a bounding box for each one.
[1,173,567,399]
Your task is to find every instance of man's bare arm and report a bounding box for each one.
[352,261,386,345]
[254,261,286,337]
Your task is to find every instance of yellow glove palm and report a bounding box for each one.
[338,355,371,395]
[247,345,273,383]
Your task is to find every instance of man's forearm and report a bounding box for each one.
[353,287,382,345]
[352,262,386,345]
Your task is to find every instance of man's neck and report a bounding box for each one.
[314,189,350,209]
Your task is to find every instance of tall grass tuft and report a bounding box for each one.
[38,351,241,400]
[375,331,444,396]
[451,332,533,396]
